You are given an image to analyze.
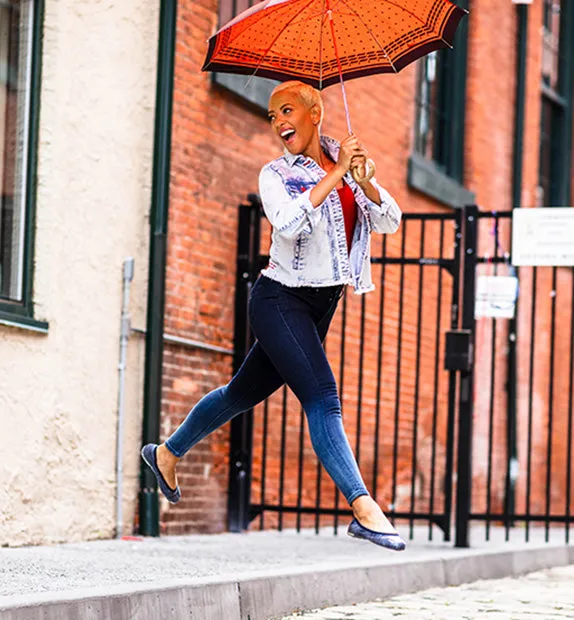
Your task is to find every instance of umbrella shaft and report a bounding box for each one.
[326,2,352,134]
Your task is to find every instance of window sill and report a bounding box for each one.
[212,72,277,115]
[408,152,475,209]
[0,309,49,334]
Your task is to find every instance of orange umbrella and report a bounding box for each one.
[202,0,468,133]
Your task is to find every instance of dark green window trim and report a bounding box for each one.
[409,0,470,206]
[0,0,47,331]
[0,310,48,333]
[408,152,475,209]
[538,0,573,207]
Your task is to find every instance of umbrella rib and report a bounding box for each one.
[245,0,318,82]
[217,0,308,55]
[339,0,398,73]
[319,0,325,89]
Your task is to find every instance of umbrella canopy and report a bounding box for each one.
[202,0,467,89]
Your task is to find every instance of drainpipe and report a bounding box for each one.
[505,2,528,527]
[138,0,178,537]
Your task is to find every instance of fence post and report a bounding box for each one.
[227,195,261,532]
[455,205,478,548]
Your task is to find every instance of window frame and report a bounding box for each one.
[538,0,574,207]
[0,0,47,332]
[211,0,278,114]
[408,0,474,209]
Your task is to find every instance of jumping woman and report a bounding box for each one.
[142,80,405,551]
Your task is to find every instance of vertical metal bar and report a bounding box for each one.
[314,449,322,533]
[332,290,347,533]
[505,0,528,543]
[228,199,261,532]
[444,211,463,543]
[525,266,537,542]
[429,220,445,540]
[455,205,478,548]
[566,274,574,544]
[373,237,387,499]
[504,293,518,541]
[409,222,425,538]
[259,398,270,530]
[485,216,500,541]
[278,386,289,531]
[296,405,305,532]
[545,266,558,542]
[391,222,407,518]
[356,296,366,466]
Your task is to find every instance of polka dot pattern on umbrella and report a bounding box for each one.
[203,0,467,88]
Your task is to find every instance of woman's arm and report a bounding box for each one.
[259,135,364,239]
[309,134,362,206]
[351,150,402,234]
[358,177,402,233]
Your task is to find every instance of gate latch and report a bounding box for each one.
[444,329,473,372]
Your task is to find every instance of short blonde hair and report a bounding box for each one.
[271,80,324,129]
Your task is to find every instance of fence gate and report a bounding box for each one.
[455,206,574,547]
[229,200,574,547]
[229,195,463,542]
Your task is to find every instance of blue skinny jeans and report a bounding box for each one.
[165,275,369,505]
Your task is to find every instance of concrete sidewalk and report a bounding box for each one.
[0,526,572,620]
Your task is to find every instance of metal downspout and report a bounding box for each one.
[505,3,528,528]
[138,0,178,537]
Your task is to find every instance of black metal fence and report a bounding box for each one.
[229,199,574,547]
[460,207,574,545]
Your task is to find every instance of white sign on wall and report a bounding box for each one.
[475,276,519,319]
[512,208,574,266]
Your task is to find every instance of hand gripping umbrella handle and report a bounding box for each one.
[351,158,376,184]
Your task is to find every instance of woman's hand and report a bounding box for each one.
[336,134,364,174]
[350,144,376,185]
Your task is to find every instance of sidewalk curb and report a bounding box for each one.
[2,543,573,619]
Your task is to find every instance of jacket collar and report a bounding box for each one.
[282,135,340,168]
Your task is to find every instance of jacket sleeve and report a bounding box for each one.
[361,178,402,234]
[258,165,322,240]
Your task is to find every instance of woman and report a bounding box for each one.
[142,81,405,551]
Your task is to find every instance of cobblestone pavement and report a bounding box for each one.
[282,564,574,619]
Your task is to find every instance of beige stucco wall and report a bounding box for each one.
[0,0,159,546]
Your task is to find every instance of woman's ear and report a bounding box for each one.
[310,104,321,126]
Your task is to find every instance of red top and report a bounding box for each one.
[337,183,358,252]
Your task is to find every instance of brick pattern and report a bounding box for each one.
[159,0,574,535]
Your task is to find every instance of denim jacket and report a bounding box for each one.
[258,135,402,294]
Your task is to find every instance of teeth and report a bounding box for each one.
[280,129,295,139]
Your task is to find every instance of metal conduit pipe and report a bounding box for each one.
[116,257,134,538]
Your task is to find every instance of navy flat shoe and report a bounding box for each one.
[141,443,181,504]
[347,518,406,551]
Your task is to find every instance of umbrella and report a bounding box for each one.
[202,0,468,135]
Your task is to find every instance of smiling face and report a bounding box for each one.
[267,88,321,156]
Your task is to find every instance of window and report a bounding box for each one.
[408,0,474,209]
[212,0,278,113]
[0,0,44,327]
[538,0,574,207]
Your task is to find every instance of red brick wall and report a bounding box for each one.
[159,0,574,535]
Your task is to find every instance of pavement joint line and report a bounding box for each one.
[1,540,573,619]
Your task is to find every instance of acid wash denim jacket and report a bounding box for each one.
[258,135,402,295]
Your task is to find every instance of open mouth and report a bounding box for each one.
[279,128,296,145]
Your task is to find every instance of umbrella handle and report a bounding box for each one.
[351,158,376,184]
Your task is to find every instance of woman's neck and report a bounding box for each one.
[302,133,328,169]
